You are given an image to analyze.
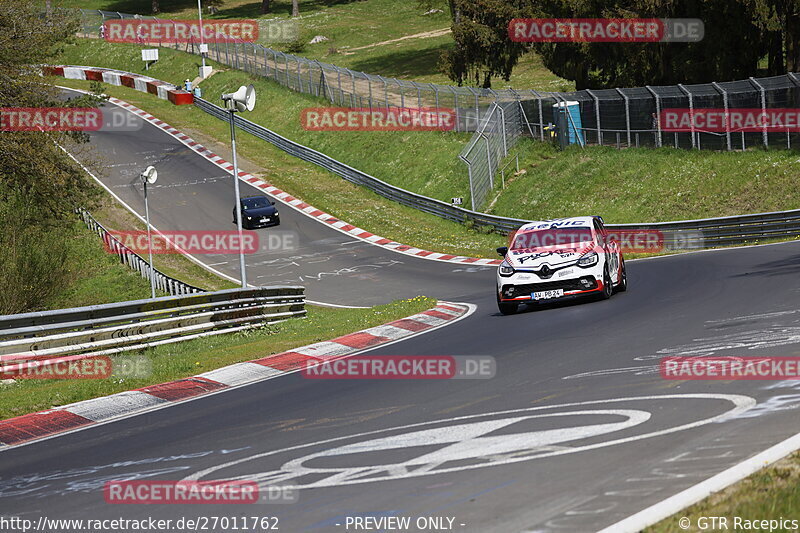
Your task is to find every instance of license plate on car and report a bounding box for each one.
[260,217,269,223]
[532,289,564,300]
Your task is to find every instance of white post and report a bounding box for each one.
[143,180,156,299]
[229,110,247,288]
[197,0,213,78]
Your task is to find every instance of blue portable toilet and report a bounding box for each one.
[552,101,584,146]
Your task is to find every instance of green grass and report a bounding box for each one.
[647,451,800,532]
[59,37,214,84]
[48,218,159,309]
[50,0,572,91]
[488,140,800,223]
[0,296,435,420]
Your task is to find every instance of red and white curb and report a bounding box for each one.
[44,65,193,105]
[0,301,472,449]
[48,65,502,267]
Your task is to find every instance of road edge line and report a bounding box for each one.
[597,431,800,533]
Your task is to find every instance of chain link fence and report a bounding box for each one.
[72,9,800,145]
[72,8,800,145]
[459,101,533,210]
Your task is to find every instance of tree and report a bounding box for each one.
[0,0,103,312]
[438,0,529,88]
[261,0,271,14]
[152,0,159,14]
[440,0,791,89]
[292,0,299,17]
[0,0,99,215]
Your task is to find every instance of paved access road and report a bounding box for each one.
[2,91,799,532]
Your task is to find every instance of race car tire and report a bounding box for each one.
[497,295,519,315]
[616,258,628,292]
[600,265,613,300]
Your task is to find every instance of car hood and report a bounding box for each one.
[506,246,593,269]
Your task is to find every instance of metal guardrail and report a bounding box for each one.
[194,97,800,247]
[0,287,306,371]
[78,207,203,296]
[194,97,531,231]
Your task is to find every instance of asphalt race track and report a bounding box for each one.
[3,91,800,532]
[56,90,491,308]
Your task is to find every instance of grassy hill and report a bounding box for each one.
[51,0,573,91]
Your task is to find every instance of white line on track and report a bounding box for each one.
[598,430,800,533]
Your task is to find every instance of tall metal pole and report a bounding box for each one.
[197,0,206,71]
[143,180,156,299]
[229,109,247,288]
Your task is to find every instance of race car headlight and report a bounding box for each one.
[499,261,515,277]
[246,216,252,220]
[577,251,598,268]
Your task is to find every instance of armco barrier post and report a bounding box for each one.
[711,82,732,151]
[749,77,769,148]
[645,86,662,148]
[616,88,632,147]
[586,89,601,145]
[678,84,696,149]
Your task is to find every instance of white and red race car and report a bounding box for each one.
[496,216,627,315]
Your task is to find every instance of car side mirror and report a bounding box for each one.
[270,200,275,206]
[496,246,508,257]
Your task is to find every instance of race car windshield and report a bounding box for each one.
[242,197,269,209]
[511,228,594,250]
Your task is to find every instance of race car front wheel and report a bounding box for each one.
[497,295,519,315]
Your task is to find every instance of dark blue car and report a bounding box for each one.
[234,195,280,229]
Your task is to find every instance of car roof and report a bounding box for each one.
[517,216,598,232]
